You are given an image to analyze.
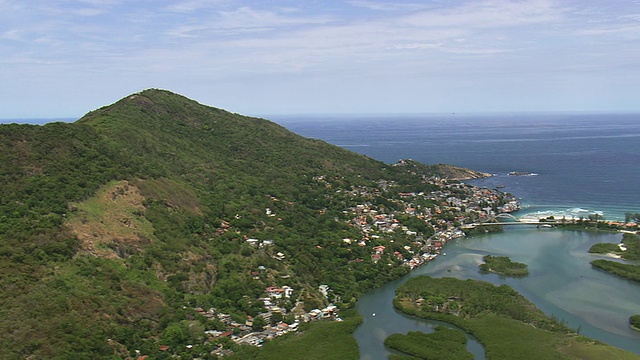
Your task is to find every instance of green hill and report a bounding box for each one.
[0,89,503,359]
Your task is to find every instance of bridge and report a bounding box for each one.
[463,213,562,228]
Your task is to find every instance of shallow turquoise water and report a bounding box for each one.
[354,227,640,359]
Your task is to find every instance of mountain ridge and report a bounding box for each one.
[0,89,504,359]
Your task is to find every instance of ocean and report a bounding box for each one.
[273,113,640,220]
[271,113,640,358]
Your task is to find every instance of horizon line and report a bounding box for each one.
[2,110,639,125]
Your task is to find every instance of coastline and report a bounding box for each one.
[279,112,640,359]
[355,206,640,358]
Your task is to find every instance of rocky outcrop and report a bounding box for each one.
[429,164,491,181]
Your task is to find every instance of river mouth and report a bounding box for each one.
[354,227,640,359]
[354,279,486,360]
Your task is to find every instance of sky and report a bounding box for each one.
[1,0,640,119]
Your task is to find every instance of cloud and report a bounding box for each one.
[579,24,640,37]
[347,0,432,12]
[399,0,566,29]
[163,0,224,14]
[77,0,122,5]
[0,1,569,78]
[70,7,106,17]
[2,0,640,116]
[218,6,331,26]
[164,5,333,39]
[390,43,443,50]
[1,29,22,41]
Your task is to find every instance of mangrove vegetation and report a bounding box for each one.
[478,255,529,277]
[392,276,640,360]
[384,326,472,360]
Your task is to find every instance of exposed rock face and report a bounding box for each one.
[429,164,491,181]
[394,160,490,181]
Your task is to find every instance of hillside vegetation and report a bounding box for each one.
[0,89,513,359]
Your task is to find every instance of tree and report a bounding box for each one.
[162,322,189,346]
[270,312,284,325]
[252,316,267,331]
[589,213,605,226]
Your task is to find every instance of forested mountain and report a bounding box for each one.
[0,89,501,359]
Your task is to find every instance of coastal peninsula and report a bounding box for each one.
[589,233,640,283]
[589,233,640,260]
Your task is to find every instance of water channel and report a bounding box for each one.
[354,226,640,359]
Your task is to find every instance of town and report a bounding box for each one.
[158,160,520,357]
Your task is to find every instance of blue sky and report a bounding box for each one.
[1,0,639,118]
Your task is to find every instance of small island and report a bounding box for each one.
[479,255,529,277]
[630,315,640,332]
[508,171,538,176]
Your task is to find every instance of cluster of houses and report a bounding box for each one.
[245,238,274,248]
[189,282,342,355]
[605,221,639,232]
[340,176,519,269]
[177,172,520,357]
[244,237,286,261]
[233,304,340,348]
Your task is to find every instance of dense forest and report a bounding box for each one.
[0,89,514,359]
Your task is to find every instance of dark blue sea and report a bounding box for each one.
[273,113,640,221]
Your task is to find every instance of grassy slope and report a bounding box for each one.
[67,180,155,258]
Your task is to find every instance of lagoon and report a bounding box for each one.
[354,226,640,359]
